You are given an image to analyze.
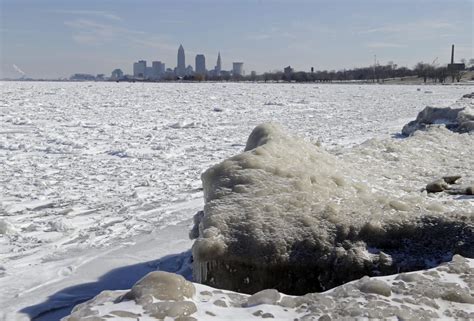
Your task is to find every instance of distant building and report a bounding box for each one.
[70,73,95,81]
[177,44,186,77]
[195,54,206,75]
[232,62,244,76]
[447,44,465,72]
[111,69,123,80]
[164,68,176,80]
[185,65,194,76]
[152,61,165,79]
[133,60,147,78]
[220,70,231,79]
[215,52,222,74]
[145,67,153,78]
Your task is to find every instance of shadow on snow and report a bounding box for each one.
[21,250,192,321]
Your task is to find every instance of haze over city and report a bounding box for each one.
[1,0,472,79]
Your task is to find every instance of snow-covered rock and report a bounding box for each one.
[191,123,473,294]
[62,255,474,320]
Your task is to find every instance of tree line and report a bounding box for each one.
[250,60,472,83]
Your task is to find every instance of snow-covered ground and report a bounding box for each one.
[63,255,474,321]
[0,81,471,320]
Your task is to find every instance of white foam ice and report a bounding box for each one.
[0,81,471,319]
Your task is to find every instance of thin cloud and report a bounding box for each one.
[49,9,122,21]
[367,42,407,48]
[246,33,272,41]
[64,18,146,44]
[64,18,176,51]
[246,27,296,41]
[131,38,177,52]
[12,64,26,75]
[360,20,456,34]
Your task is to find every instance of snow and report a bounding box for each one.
[64,255,474,320]
[0,81,472,320]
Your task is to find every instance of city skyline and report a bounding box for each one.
[127,45,241,80]
[1,0,473,79]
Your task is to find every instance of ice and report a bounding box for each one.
[245,289,281,306]
[63,255,474,320]
[0,81,472,319]
[0,219,15,235]
[357,278,391,296]
[402,94,474,135]
[124,271,195,303]
[192,120,473,294]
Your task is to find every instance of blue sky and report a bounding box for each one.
[1,0,472,78]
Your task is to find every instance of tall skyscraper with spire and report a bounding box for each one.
[215,52,222,74]
[177,44,185,77]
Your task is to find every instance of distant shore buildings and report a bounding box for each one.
[46,43,468,83]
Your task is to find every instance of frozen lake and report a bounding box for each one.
[0,81,470,319]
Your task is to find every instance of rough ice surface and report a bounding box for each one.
[402,93,474,135]
[1,82,473,319]
[63,255,474,320]
[192,111,473,293]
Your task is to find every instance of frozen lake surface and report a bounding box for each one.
[0,81,470,319]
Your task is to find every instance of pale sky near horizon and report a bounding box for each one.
[1,0,472,79]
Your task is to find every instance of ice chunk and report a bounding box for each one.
[402,98,474,136]
[124,271,195,303]
[245,289,280,306]
[192,123,473,294]
[0,219,15,235]
[358,278,391,297]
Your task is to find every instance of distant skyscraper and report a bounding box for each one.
[177,44,185,77]
[145,67,153,78]
[195,54,206,75]
[133,60,146,78]
[232,62,244,76]
[215,52,222,74]
[152,61,165,79]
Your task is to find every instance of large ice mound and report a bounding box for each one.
[63,255,474,320]
[402,93,474,135]
[191,123,473,294]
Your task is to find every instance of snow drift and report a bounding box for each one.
[191,123,473,294]
[63,255,474,320]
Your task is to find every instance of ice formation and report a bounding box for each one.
[402,92,474,135]
[191,122,473,294]
[63,255,474,320]
[2,82,473,319]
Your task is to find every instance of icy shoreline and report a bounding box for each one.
[0,82,472,320]
[63,255,474,320]
[65,99,473,319]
